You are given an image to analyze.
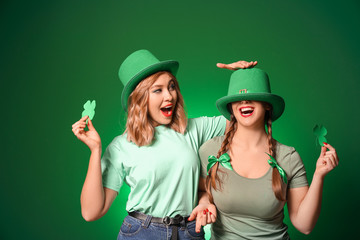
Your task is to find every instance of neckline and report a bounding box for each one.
[218,137,280,180]
[230,165,272,181]
[155,125,167,130]
[222,149,273,180]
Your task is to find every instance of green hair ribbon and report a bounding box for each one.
[266,153,287,184]
[207,153,233,175]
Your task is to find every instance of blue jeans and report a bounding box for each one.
[117,215,205,240]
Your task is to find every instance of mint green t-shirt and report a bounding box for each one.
[101,116,226,218]
[199,136,309,240]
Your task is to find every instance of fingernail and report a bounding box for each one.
[323,142,327,145]
[196,230,200,233]
[203,210,206,214]
[187,217,190,221]
[206,209,209,212]
[210,212,212,215]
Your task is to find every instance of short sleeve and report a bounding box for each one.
[192,116,226,146]
[101,143,124,192]
[288,150,309,188]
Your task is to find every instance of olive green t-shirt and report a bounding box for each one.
[200,136,308,240]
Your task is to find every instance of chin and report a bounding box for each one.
[154,117,172,126]
[236,118,258,127]
[163,118,173,125]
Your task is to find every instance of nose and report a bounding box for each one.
[164,90,173,101]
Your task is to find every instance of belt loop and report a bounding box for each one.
[180,217,186,229]
[142,214,152,228]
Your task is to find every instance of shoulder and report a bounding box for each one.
[275,141,303,170]
[106,134,132,151]
[201,135,225,148]
[275,141,297,157]
[102,134,141,164]
[199,136,224,159]
[275,142,308,187]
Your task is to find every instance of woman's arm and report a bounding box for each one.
[188,177,217,233]
[287,143,339,234]
[80,147,118,221]
[72,116,118,221]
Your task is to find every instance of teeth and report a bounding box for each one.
[240,107,254,113]
[161,105,172,116]
[162,105,172,110]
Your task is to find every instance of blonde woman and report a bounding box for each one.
[72,49,256,240]
[199,68,339,239]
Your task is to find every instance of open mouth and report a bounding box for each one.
[160,104,173,117]
[240,106,254,117]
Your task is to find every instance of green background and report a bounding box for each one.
[1,0,359,239]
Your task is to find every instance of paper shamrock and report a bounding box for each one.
[81,100,96,124]
[313,124,327,147]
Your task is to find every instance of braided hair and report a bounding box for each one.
[206,103,286,203]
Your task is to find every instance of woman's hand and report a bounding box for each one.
[315,142,339,178]
[217,60,258,70]
[287,142,339,234]
[72,116,101,152]
[188,203,217,233]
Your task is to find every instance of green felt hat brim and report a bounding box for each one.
[121,60,179,111]
[216,93,285,121]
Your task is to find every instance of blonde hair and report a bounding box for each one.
[206,103,286,202]
[125,71,187,146]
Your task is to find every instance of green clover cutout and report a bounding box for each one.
[81,100,96,124]
[313,124,327,147]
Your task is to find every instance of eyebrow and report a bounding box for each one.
[150,84,162,89]
[150,79,175,89]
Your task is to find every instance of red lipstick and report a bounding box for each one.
[239,106,254,118]
[160,104,173,117]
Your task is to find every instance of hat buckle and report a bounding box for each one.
[239,89,247,94]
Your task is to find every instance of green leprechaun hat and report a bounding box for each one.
[118,49,179,111]
[216,68,285,121]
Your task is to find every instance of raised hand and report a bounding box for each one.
[315,142,339,178]
[217,60,258,70]
[72,116,101,151]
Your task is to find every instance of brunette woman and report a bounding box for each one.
[199,68,339,239]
